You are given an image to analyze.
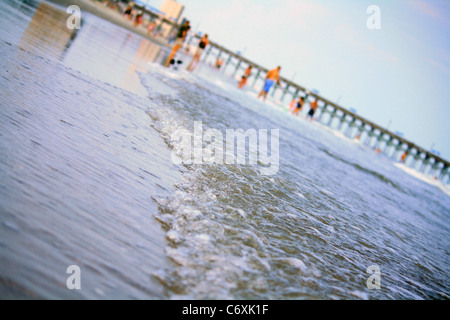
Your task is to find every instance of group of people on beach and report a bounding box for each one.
[121,7,317,119]
[119,4,431,166]
[251,65,319,119]
[289,95,319,120]
[123,2,163,37]
[164,19,320,119]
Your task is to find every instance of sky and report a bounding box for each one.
[149,0,450,160]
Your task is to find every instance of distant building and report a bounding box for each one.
[159,0,184,38]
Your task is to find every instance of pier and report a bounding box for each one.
[185,33,449,183]
[103,2,450,184]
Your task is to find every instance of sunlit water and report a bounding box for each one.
[0,0,449,299]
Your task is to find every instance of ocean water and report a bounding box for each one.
[0,0,449,300]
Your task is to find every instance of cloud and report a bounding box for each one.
[333,23,400,64]
[425,57,450,77]
[200,0,329,35]
[410,0,450,26]
[190,0,330,67]
[276,0,329,27]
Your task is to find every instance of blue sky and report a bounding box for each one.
[149,0,450,160]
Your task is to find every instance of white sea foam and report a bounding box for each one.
[284,258,307,272]
[394,162,450,196]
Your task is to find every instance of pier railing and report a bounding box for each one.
[129,8,449,184]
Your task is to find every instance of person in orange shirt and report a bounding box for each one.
[214,57,223,70]
[401,151,407,163]
[257,66,282,102]
[307,98,318,120]
[238,66,252,89]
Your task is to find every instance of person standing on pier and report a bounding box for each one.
[238,65,252,89]
[187,34,209,71]
[257,66,282,102]
[164,20,190,67]
[307,98,318,120]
